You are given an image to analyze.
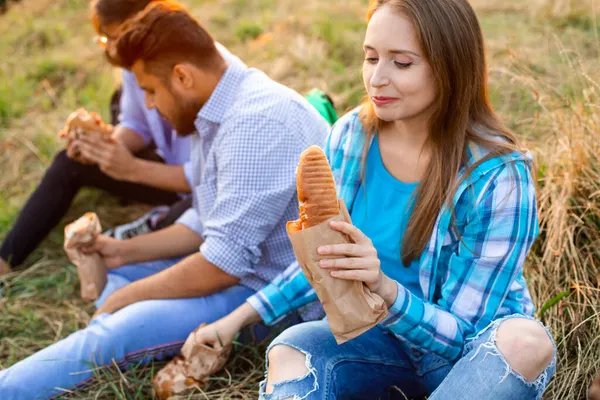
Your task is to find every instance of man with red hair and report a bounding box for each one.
[0,2,329,397]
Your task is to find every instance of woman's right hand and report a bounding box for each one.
[181,302,262,357]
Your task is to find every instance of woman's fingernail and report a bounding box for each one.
[318,246,328,254]
[320,260,331,267]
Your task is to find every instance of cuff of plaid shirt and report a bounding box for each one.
[176,208,203,237]
[200,236,257,279]
[246,286,290,326]
[380,282,423,334]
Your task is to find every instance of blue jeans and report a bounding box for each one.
[259,315,556,400]
[0,258,255,400]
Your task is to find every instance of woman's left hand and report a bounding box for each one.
[318,221,398,306]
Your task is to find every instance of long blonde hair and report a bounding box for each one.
[360,0,523,265]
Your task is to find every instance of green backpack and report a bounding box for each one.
[304,88,338,126]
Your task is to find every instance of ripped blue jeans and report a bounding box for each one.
[259,314,556,400]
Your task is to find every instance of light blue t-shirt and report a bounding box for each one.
[350,135,423,298]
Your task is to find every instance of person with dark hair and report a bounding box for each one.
[0,1,329,398]
[0,0,242,276]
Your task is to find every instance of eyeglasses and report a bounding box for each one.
[93,35,109,49]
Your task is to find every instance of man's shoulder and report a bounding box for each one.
[230,70,324,125]
[216,42,245,66]
[216,74,328,150]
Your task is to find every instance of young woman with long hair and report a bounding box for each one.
[183,0,556,398]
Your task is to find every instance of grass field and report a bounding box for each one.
[1,0,600,398]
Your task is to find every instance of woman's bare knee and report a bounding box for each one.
[265,344,309,394]
[496,318,554,382]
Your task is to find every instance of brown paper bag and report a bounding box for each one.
[153,323,232,399]
[288,199,388,344]
[64,212,107,301]
[153,356,200,400]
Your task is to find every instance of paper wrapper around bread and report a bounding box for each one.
[64,213,107,301]
[153,323,232,399]
[287,199,388,344]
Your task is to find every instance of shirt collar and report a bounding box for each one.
[194,61,247,136]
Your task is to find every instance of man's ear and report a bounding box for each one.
[172,64,195,90]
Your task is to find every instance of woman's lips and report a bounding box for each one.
[372,96,399,106]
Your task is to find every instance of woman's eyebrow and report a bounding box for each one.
[363,44,421,58]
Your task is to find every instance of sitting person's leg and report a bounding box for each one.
[0,149,179,270]
[0,259,254,399]
[428,315,556,400]
[260,319,427,400]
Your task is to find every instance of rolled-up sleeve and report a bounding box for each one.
[199,115,301,278]
[200,235,261,278]
[176,208,203,237]
[183,160,194,188]
[118,70,152,144]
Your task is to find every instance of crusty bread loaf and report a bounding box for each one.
[287,145,339,235]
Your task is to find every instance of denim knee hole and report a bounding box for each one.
[259,343,319,400]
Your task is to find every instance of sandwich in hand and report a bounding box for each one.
[58,108,113,161]
[286,146,387,344]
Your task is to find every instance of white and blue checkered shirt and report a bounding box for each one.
[177,61,329,291]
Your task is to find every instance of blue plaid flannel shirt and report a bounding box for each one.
[247,108,539,361]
